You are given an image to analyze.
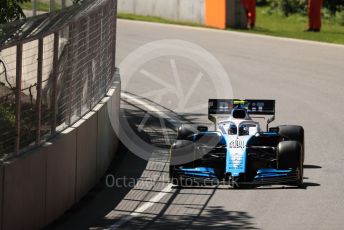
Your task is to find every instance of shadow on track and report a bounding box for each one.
[172,181,320,191]
[122,91,211,126]
[101,206,258,229]
[304,165,322,169]
[96,183,258,229]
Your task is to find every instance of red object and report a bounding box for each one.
[241,0,256,28]
[308,0,323,30]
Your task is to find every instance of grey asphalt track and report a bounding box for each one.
[50,20,344,229]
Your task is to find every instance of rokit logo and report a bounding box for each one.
[229,139,245,149]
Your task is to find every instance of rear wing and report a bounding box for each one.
[245,99,275,115]
[208,99,275,116]
[208,99,276,131]
[208,99,236,115]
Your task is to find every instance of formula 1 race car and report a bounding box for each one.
[169,99,304,188]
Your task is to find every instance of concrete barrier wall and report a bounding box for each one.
[0,78,121,230]
[95,97,113,180]
[74,112,98,202]
[45,128,77,224]
[2,149,46,230]
[95,78,121,181]
[118,0,206,24]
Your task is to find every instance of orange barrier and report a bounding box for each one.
[205,0,226,29]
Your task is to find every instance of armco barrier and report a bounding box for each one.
[0,77,121,230]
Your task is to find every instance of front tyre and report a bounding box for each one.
[277,141,303,187]
[279,125,305,163]
[169,140,194,186]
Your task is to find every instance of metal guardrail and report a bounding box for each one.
[0,0,117,160]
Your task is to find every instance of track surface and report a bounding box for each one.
[50,20,344,229]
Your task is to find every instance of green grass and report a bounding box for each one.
[238,7,344,45]
[118,7,344,45]
[20,1,61,12]
[118,13,203,28]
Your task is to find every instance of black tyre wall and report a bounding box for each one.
[277,141,302,169]
[279,125,305,162]
[177,124,198,140]
[278,125,304,144]
[170,140,195,166]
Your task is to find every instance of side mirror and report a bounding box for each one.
[266,115,275,131]
[208,114,217,131]
[197,126,208,132]
[267,115,275,124]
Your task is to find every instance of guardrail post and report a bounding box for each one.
[32,0,37,16]
[36,38,43,145]
[62,0,66,9]
[50,0,55,12]
[100,7,105,95]
[86,16,93,110]
[112,0,117,78]
[76,20,82,118]
[14,44,23,156]
[66,23,74,126]
[51,32,59,135]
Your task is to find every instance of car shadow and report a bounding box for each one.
[304,165,322,169]
[173,181,320,191]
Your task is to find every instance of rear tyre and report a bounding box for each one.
[279,125,304,163]
[277,141,303,187]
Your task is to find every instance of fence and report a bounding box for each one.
[0,0,118,161]
[31,0,74,15]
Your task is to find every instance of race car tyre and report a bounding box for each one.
[177,124,198,140]
[278,125,305,163]
[170,140,194,165]
[170,140,195,186]
[277,141,303,187]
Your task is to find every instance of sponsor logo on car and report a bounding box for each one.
[229,139,245,149]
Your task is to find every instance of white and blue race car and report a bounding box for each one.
[169,99,304,188]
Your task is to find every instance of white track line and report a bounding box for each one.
[121,92,180,128]
[108,184,173,229]
[118,19,344,49]
[107,93,177,229]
